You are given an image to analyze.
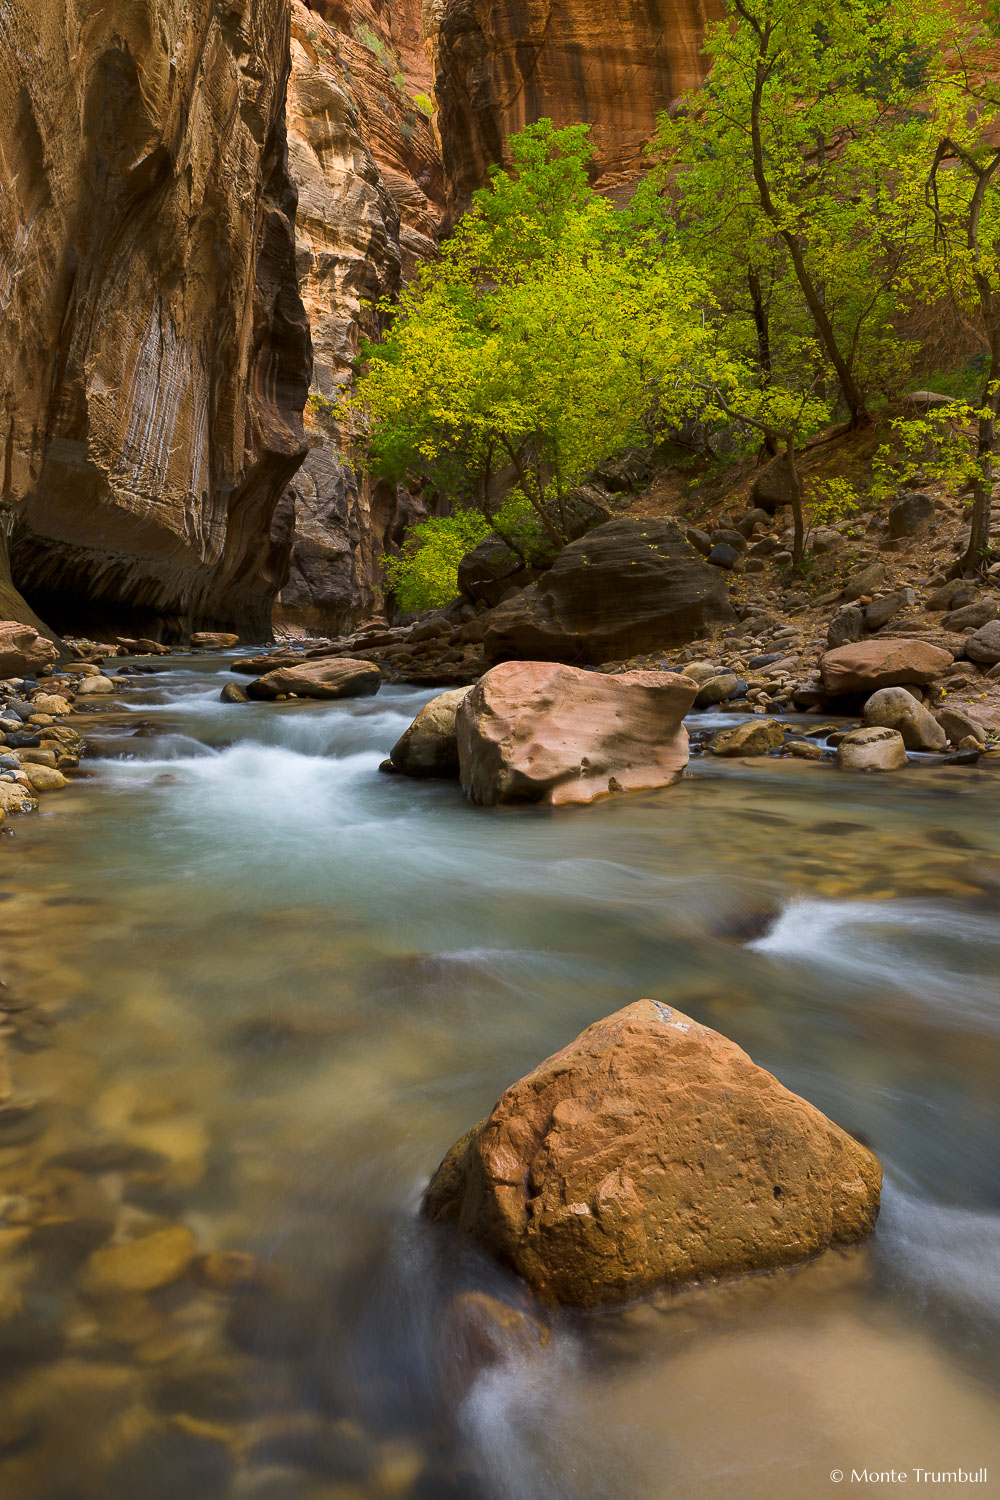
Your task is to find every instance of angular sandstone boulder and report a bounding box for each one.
[246,658,381,701]
[456,661,697,807]
[482,519,735,666]
[424,1000,881,1306]
[389,687,472,778]
[190,632,240,649]
[0,622,59,678]
[820,639,953,695]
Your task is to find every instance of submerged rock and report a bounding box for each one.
[80,1226,196,1297]
[389,687,471,778]
[710,719,784,757]
[456,660,696,807]
[246,658,381,700]
[424,1000,881,1306]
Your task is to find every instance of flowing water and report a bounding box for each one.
[2,656,1000,1500]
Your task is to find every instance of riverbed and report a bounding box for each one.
[1,655,999,1499]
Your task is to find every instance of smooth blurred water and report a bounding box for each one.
[1,655,999,1500]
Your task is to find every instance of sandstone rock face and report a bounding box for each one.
[390,687,471,776]
[862,687,947,752]
[246,657,381,699]
[820,640,954,695]
[276,0,448,636]
[456,660,696,806]
[424,1000,881,1306]
[0,623,59,678]
[483,520,736,666]
[1,0,311,638]
[428,0,720,213]
[836,726,908,772]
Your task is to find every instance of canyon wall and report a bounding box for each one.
[0,0,311,639]
[275,0,448,636]
[427,0,719,213]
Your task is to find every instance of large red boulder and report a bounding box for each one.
[456,661,697,807]
[482,518,736,666]
[425,1001,882,1307]
[819,638,953,695]
[0,621,59,677]
[246,658,381,700]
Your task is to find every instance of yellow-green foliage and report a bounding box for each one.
[413,92,434,117]
[871,397,996,503]
[807,477,859,527]
[382,510,493,613]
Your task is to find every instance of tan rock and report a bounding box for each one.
[0,622,59,677]
[389,687,471,777]
[836,726,908,771]
[190,633,240,649]
[862,686,947,751]
[81,1226,196,1297]
[456,661,696,807]
[425,1000,881,1305]
[73,676,116,696]
[15,748,58,767]
[820,639,953,695]
[22,765,68,792]
[0,782,38,813]
[710,719,784,757]
[246,657,382,700]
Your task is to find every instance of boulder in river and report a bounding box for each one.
[190,631,239,649]
[246,658,381,701]
[389,687,472,778]
[836,726,908,771]
[0,622,59,678]
[820,639,953,695]
[424,1000,881,1306]
[862,687,948,751]
[710,719,784,757]
[482,519,736,666]
[456,660,696,807]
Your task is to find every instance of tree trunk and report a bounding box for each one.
[786,434,805,566]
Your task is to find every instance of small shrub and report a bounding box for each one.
[354,23,389,63]
[413,92,434,117]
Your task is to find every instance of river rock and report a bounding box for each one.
[710,719,784,757]
[21,764,69,792]
[827,604,864,647]
[936,705,988,747]
[694,672,739,707]
[864,592,906,631]
[927,580,977,611]
[31,692,72,715]
[424,1000,881,1306]
[888,492,934,538]
[190,632,239,649]
[0,781,37,813]
[835,726,908,771]
[482,519,736,666]
[246,658,381,700]
[820,639,954,694]
[862,687,948,751]
[231,653,306,675]
[74,675,116,696]
[80,1225,196,1297]
[389,687,471,778]
[707,542,741,569]
[220,682,247,703]
[0,622,59,677]
[456,661,696,807]
[964,620,1000,665]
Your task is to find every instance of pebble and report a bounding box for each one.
[81,1225,197,1297]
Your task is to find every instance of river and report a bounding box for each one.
[2,654,999,1499]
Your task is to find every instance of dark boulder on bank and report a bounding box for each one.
[482,519,736,666]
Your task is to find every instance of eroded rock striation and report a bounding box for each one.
[277,0,448,636]
[1,0,311,640]
[425,1000,882,1305]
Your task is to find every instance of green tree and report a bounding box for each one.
[355,121,716,549]
[653,0,941,428]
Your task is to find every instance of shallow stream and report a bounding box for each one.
[2,656,999,1499]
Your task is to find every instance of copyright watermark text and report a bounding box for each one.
[830,1471,989,1486]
